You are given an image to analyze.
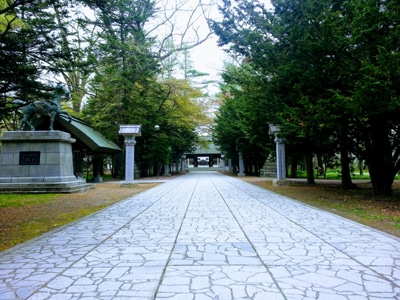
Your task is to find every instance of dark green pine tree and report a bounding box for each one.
[0,0,72,122]
[212,0,400,195]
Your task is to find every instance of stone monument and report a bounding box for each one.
[260,157,277,177]
[0,131,91,193]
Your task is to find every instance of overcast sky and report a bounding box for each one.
[188,0,273,94]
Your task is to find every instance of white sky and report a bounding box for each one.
[187,0,273,93]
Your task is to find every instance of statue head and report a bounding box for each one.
[53,83,70,100]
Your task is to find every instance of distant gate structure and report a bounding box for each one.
[185,136,222,168]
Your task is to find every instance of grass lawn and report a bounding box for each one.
[0,182,158,252]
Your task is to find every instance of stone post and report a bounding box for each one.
[269,124,290,186]
[124,135,136,182]
[218,155,226,171]
[275,136,286,180]
[238,151,245,177]
[181,155,189,172]
[119,125,141,187]
[163,164,171,176]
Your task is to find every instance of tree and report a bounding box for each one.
[82,0,159,128]
[212,0,338,182]
[83,75,209,176]
[0,0,66,127]
[265,0,359,187]
[212,0,400,194]
[81,0,216,177]
[0,0,73,125]
[346,0,400,195]
[213,63,273,174]
[50,2,99,114]
[139,78,209,175]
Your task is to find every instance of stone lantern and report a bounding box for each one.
[269,124,290,186]
[119,124,141,186]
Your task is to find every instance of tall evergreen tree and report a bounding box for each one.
[212,0,400,194]
[0,0,72,124]
[87,0,158,125]
[213,63,273,174]
[346,0,400,195]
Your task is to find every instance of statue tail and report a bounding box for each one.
[12,99,26,105]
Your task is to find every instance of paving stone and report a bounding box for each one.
[0,172,400,299]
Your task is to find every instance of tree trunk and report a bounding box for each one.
[339,143,356,189]
[316,154,324,178]
[290,156,298,178]
[112,152,123,179]
[305,150,315,184]
[366,117,394,196]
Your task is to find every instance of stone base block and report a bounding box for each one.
[92,176,103,183]
[0,131,93,193]
[0,176,77,183]
[120,181,139,188]
[272,179,291,186]
[260,161,277,178]
[0,179,94,194]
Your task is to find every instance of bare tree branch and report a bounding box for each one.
[150,0,218,61]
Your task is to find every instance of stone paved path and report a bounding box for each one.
[1,171,400,299]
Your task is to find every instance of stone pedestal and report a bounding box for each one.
[120,181,138,188]
[272,179,291,186]
[0,131,92,193]
[260,161,277,177]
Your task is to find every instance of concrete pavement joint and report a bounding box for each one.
[153,172,200,299]
[223,175,400,287]
[210,173,289,300]
[217,175,400,298]
[1,171,400,299]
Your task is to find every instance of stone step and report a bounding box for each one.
[0,183,94,194]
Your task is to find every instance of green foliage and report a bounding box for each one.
[0,0,214,180]
[80,0,211,177]
[137,78,209,172]
[214,63,274,173]
[0,0,73,123]
[81,0,160,142]
[213,0,400,194]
